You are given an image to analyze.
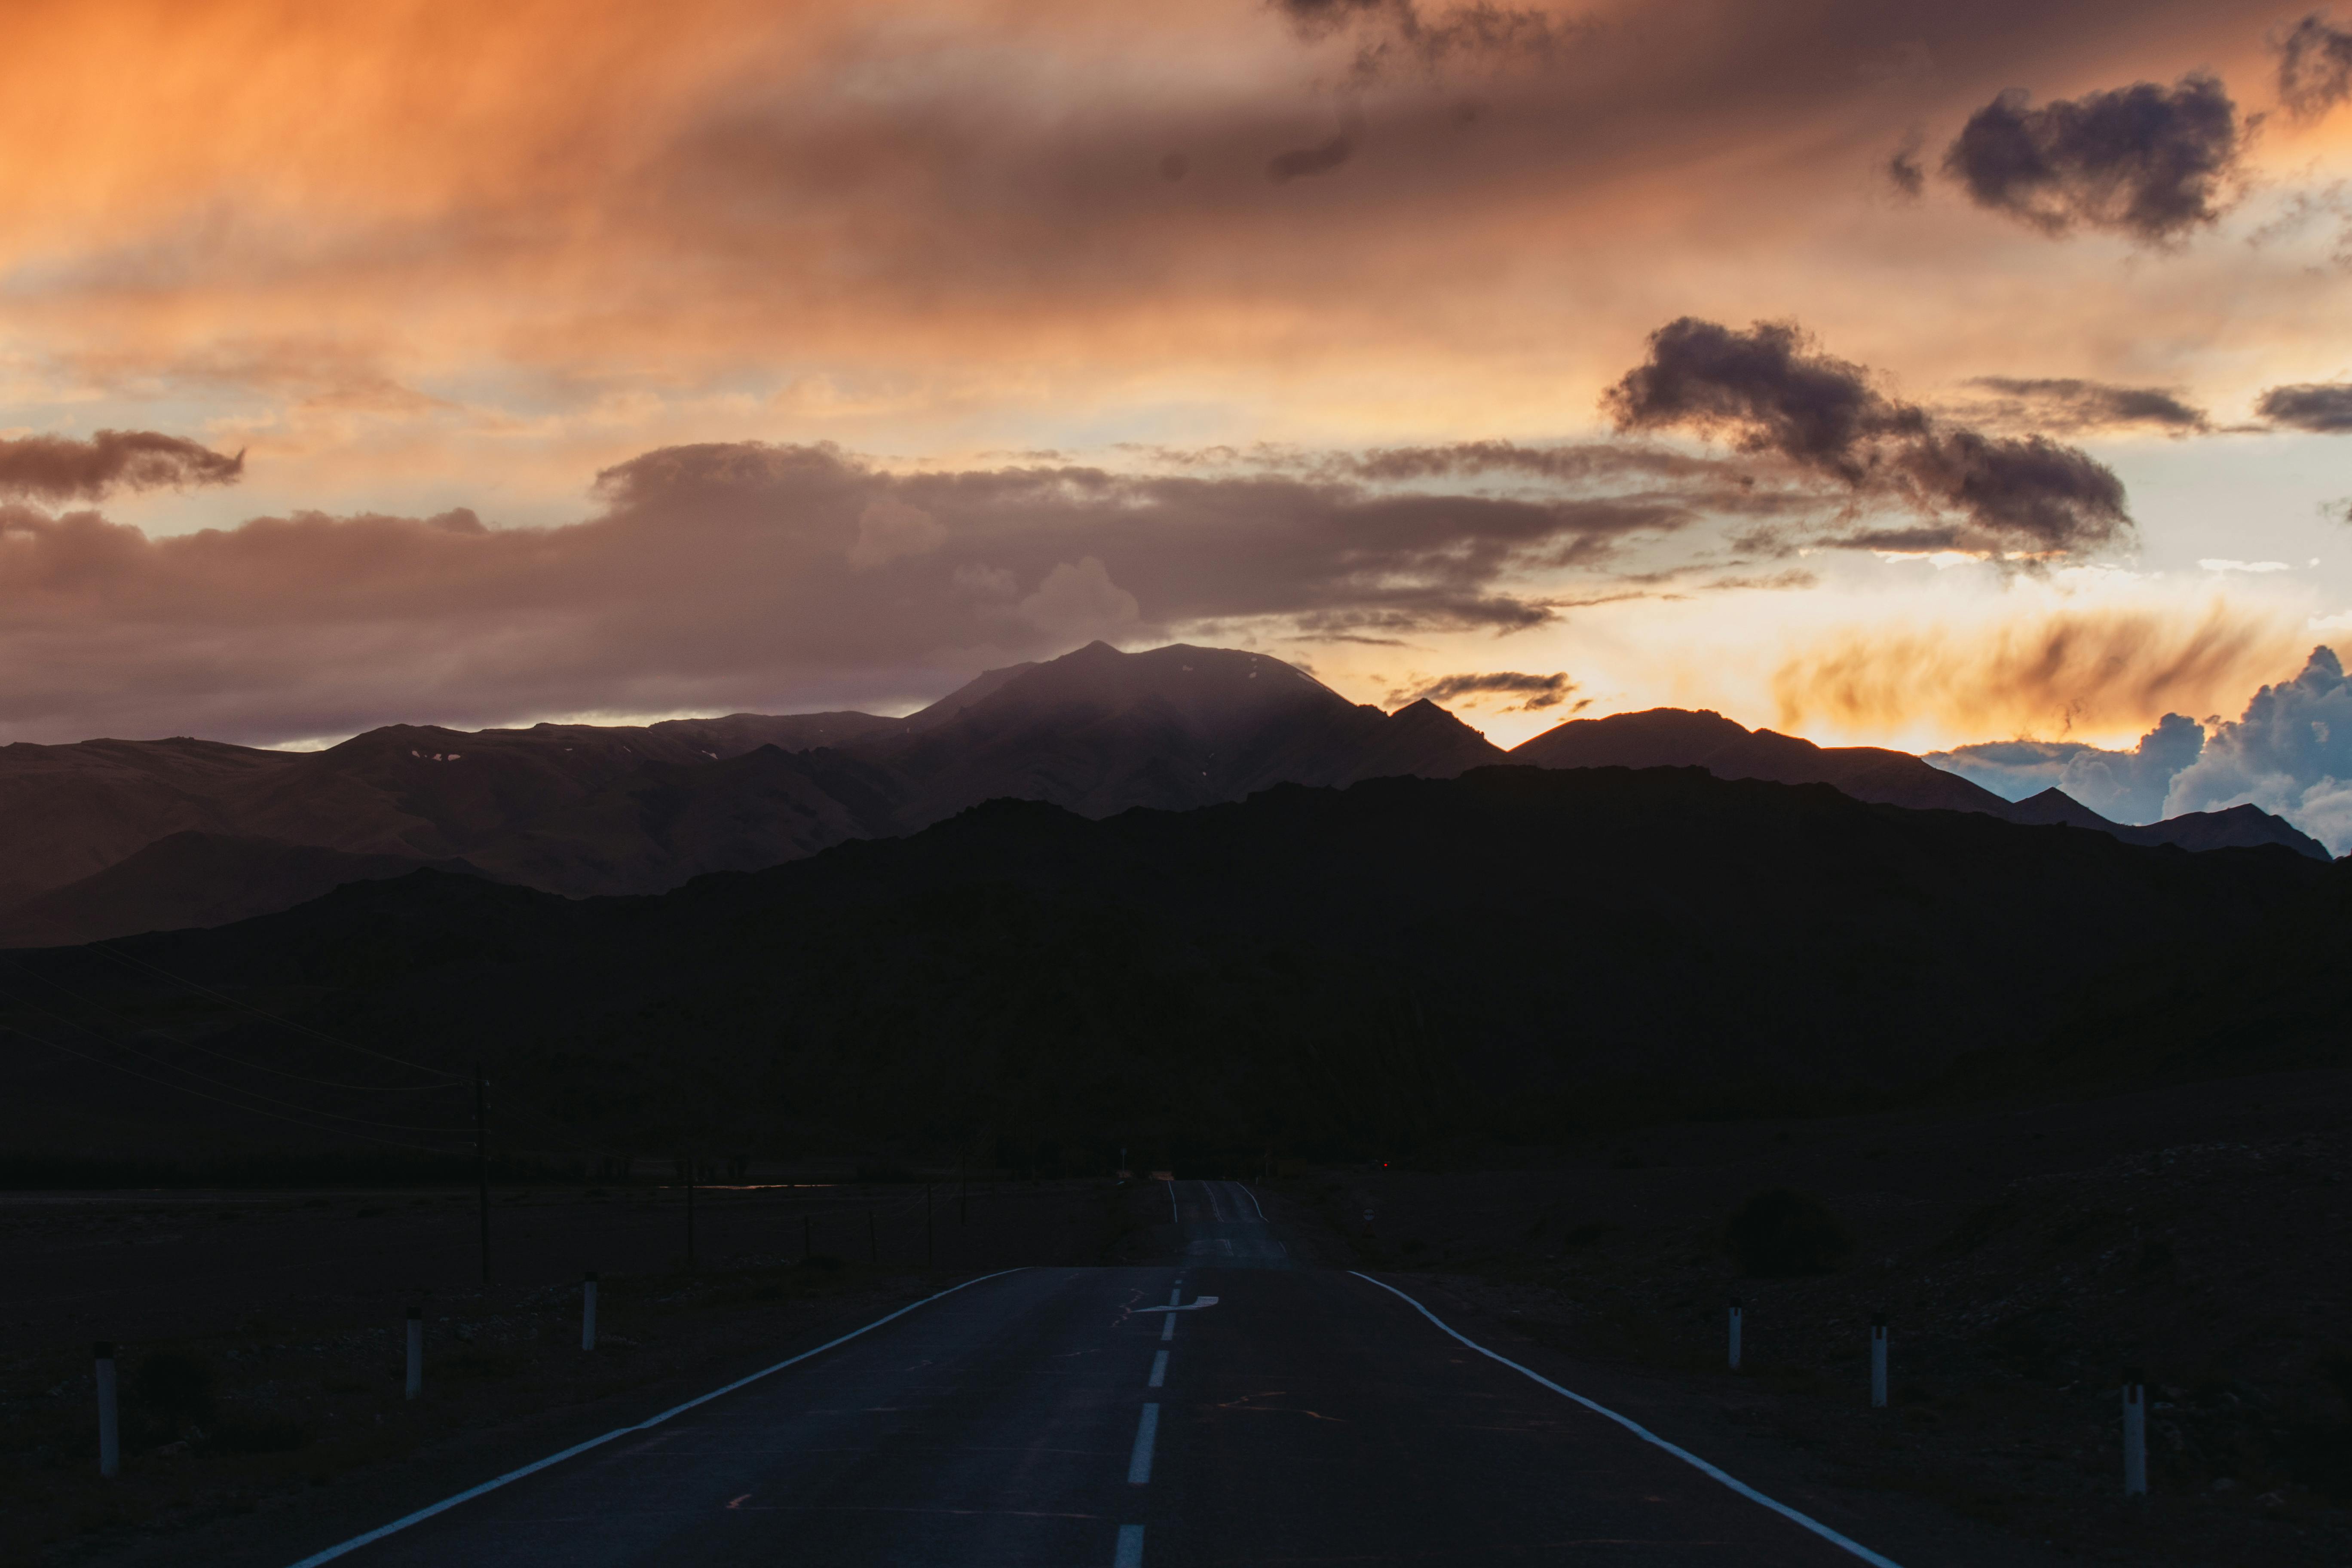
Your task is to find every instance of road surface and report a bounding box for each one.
[296,1180,1913,1567]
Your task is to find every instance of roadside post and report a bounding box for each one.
[94,1343,119,1478]
[2123,1367,2148,1496]
[405,1306,423,1399]
[1870,1314,1888,1408]
[582,1272,598,1351]
[1728,1298,1743,1370]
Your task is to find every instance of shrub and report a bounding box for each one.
[1726,1188,1852,1277]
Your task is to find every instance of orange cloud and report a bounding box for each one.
[1770,601,2301,743]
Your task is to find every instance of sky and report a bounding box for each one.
[5,0,2352,810]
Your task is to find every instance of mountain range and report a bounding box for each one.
[0,640,2324,948]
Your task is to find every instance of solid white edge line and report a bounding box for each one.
[1126,1402,1161,1485]
[1114,1522,1147,1567]
[282,1268,1031,1568]
[1347,1273,1905,1568]
[1167,1179,1178,1222]
[1235,1182,1266,1222]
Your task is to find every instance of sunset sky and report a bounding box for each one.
[6,0,2352,768]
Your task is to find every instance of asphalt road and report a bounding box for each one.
[299,1180,1908,1568]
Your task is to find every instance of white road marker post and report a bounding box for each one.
[582,1272,598,1351]
[94,1342,119,1479]
[1869,1314,1888,1409]
[405,1306,423,1400]
[1728,1298,1743,1371]
[2122,1366,2147,1497]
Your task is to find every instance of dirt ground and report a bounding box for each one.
[1284,1066,2352,1568]
[0,1179,1117,1567]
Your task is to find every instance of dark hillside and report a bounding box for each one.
[3,766,2336,1171]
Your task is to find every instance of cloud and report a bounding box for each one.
[2256,382,2352,432]
[1956,376,2209,434]
[1268,133,1356,182]
[1885,133,1926,198]
[2278,14,2352,119]
[0,429,245,504]
[2165,645,2352,851]
[1269,0,1568,78]
[1926,711,2204,823]
[845,497,945,569]
[1389,668,1574,710]
[1019,556,1141,639]
[1771,602,2295,742]
[0,438,1752,744]
[1602,317,2131,557]
[1939,74,2243,242]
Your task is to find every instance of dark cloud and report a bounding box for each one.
[1268,133,1356,182]
[1390,669,1575,710]
[1603,317,2131,557]
[1270,0,1566,78]
[2277,14,2352,118]
[1959,376,2209,433]
[1939,74,2242,242]
[0,430,245,504]
[1885,133,1926,198]
[0,439,1751,743]
[2256,381,2352,432]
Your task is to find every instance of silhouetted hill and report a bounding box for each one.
[2002,787,2328,858]
[1510,707,2022,814]
[1510,707,2327,856]
[0,833,488,949]
[7,766,2334,1167]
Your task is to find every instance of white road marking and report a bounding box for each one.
[1114,1522,1146,1567]
[1159,1314,1176,1342]
[1167,1180,1178,1221]
[1148,1350,1168,1387]
[1168,1286,1182,1305]
[1235,1182,1267,1221]
[1349,1274,1905,1568]
[1136,1297,1218,1313]
[1126,1403,1161,1485]
[280,1268,1029,1568]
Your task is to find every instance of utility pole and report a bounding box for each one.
[475,1062,490,1285]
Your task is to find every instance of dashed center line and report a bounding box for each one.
[1126,1403,1161,1485]
[1148,1350,1168,1387]
[1114,1522,1146,1567]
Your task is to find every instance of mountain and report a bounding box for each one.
[0,648,2323,950]
[0,643,1502,946]
[848,642,1504,826]
[1510,707,2328,858]
[1509,707,2021,814]
[5,765,2334,1168]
